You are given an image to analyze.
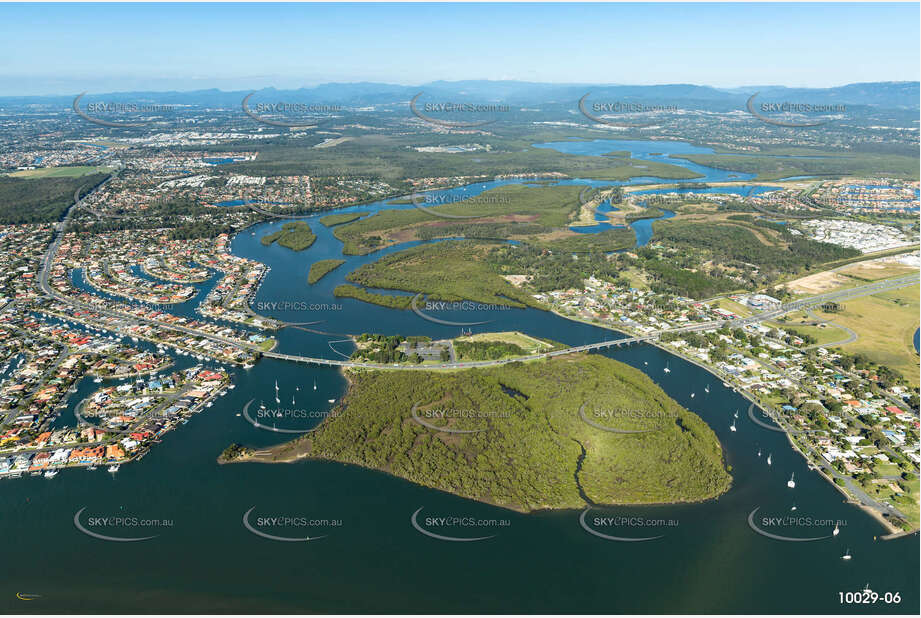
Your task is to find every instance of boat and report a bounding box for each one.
[704,384,710,393]
[833,523,840,536]
[643,361,648,366]
[313,379,317,391]
[733,410,739,419]
[663,364,671,374]
[328,398,335,403]
[690,393,695,398]
[93,377,102,383]
[44,469,58,479]
[729,420,737,432]
[841,548,851,560]
[722,382,730,387]
[767,454,772,466]
[791,504,797,511]
[787,473,796,489]
[862,583,871,594]
[108,464,120,473]
[757,448,762,457]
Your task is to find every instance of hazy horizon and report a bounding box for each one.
[1,2,918,96]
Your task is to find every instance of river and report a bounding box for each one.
[1,140,917,614]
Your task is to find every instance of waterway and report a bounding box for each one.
[1,141,917,614]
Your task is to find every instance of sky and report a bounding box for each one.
[1,2,918,95]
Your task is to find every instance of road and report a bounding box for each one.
[38,179,919,372]
[42,201,918,371]
[263,273,918,368]
[746,404,908,523]
[800,308,858,349]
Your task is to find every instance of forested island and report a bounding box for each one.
[308,259,346,284]
[261,221,317,251]
[223,354,732,511]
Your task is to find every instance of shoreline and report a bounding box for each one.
[548,307,917,537]
[220,362,732,514]
[221,445,730,515]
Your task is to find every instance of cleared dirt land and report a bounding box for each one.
[788,253,919,294]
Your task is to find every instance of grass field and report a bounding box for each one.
[709,298,752,317]
[860,476,920,530]
[815,285,920,387]
[454,331,554,354]
[768,318,851,346]
[7,165,114,179]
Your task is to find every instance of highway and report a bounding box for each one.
[264,274,919,369]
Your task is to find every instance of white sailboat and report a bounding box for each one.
[663,363,671,374]
[733,409,739,419]
[313,379,317,391]
[730,420,737,432]
[274,380,280,404]
[791,504,797,511]
[787,473,796,488]
[833,523,840,536]
[841,548,851,560]
[757,448,762,457]
[690,392,695,398]
[767,454,772,465]
[704,384,710,393]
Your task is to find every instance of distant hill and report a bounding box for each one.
[1,80,917,110]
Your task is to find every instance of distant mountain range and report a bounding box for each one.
[1,80,917,110]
